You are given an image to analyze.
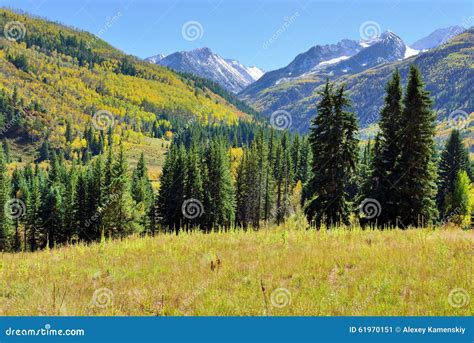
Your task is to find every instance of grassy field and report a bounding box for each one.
[1,216,472,316]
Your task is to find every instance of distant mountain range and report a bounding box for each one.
[144,25,472,132]
[411,25,465,50]
[146,48,264,93]
[238,26,472,132]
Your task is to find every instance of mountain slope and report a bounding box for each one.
[241,39,363,98]
[411,25,465,50]
[240,29,473,132]
[147,48,264,93]
[0,9,256,158]
[240,31,414,105]
[145,53,165,63]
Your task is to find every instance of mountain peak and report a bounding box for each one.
[192,47,213,55]
[146,48,264,93]
[145,53,166,64]
[411,25,466,50]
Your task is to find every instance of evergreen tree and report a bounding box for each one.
[395,65,438,227]
[25,171,42,251]
[183,146,204,228]
[74,171,89,241]
[364,70,404,226]
[131,153,155,232]
[203,140,235,230]
[42,185,63,249]
[65,119,73,143]
[304,81,359,228]
[298,137,311,184]
[0,148,10,251]
[436,129,471,218]
[86,155,105,240]
[104,142,137,236]
[3,139,11,163]
[444,170,473,227]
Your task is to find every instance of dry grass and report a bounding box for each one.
[1,216,472,316]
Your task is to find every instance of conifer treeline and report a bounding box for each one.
[157,130,311,232]
[0,65,472,252]
[359,66,472,228]
[0,143,155,251]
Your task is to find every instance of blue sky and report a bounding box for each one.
[2,0,473,70]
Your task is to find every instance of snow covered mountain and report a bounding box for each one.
[241,31,417,98]
[146,48,264,93]
[411,25,465,50]
[321,31,418,77]
[145,53,166,64]
[241,39,363,96]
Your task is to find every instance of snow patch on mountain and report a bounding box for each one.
[145,54,166,64]
[316,55,351,68]
[404,45,419,58]
[146,48,264,93]
[246,66,265,81]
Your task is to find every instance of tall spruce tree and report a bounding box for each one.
[364,70,404,226]
[25,171,42,251]
[0,148,10,251]
[203,140,235,230]
[131,152,155,232]
[183,145,204,228]
[395,65,438,227]
[105,142,137,236]
[304,81,359,228]
[157,144,187,232]
[436,129,471,218]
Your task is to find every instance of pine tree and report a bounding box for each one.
[105,142,137,236]
[444,170,473,227]
[235,150,250,227]
[74,171,89,241]
[395,65,438,227]
[304,81,359,228]
[0,148,10,251]
[3,139,11,163]
[291,135,301,181]
[258,132,274,224]
[364,70,404,226]
[25,171,42,251]
[437,129,471,218]
[65,120,73,143]
[298,137,311,184]
[203,140,235,230]
[10,168,23,251]
[42,185,63,249]
[131,153,155,232]
[86,155,105,240]
[183,146,204,228]
[157,145,180,232]
[63,162,77,242]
